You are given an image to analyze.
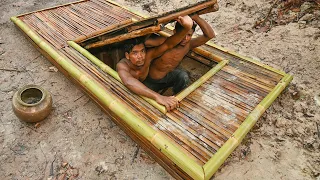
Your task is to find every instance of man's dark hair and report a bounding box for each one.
[124,38,145,53]
[174,21,197,32]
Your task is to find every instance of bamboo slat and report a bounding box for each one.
[176,60,228,101]
[170,110,225,147]
[185,94,244,127]
[179,100,235,136]
[188,90,249,120]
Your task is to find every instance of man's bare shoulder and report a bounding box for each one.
[117,58,129,71]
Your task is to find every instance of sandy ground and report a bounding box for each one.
[0,0,319,179]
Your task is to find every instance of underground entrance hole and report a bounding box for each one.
[76,33,219,96]
[79,34,214,83]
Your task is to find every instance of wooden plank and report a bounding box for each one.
[85,25,162,49]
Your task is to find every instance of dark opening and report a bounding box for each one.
[87,43,125,70]
[21,88,43,104]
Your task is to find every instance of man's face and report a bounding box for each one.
[179,29,194,46]
[125,43,146,67]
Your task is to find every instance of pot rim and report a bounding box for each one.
[17,85,46,107]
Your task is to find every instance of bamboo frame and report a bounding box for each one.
[176,60,228,101]
[11,16,204,180]
[67,41,167,113]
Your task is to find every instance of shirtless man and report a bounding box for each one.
[116,15,193,111]
[143,13,215,95]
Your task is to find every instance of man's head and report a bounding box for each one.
[124,38,146,68]
[174,21,197,46]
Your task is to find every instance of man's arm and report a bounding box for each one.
[189,14,215,49]
[116,62,179,111]
[148,15,193,59]
[145,35,166,48]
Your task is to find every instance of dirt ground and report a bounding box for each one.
[0,0,319,179]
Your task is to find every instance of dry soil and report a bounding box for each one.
[0,0,319,179]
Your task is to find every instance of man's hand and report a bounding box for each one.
[176,15,193,30]
[155,95,179,111]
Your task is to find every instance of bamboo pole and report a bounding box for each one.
[67,41,167,113]
[176,60,228,101]
[84,25,162,49]
[187,52,212,66]
[74,18,134,43]
[11,16,203,180]
[192,48,223,63]
[203,74,293,180]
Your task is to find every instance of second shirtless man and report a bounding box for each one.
[143,13,215,95]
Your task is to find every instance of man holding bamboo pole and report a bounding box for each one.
[143,9,216,95]
[117,15,193,111]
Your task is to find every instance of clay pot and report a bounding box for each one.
[12,85,52,123]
